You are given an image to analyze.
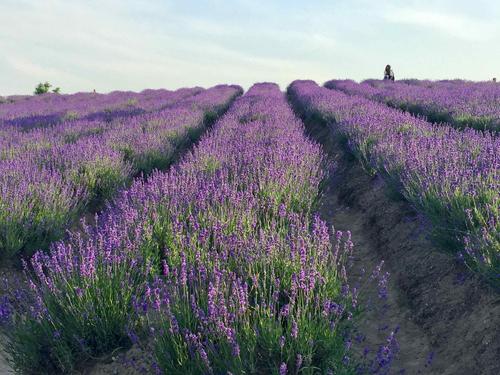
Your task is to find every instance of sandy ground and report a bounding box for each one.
[0,331,13,374]
[77,344,152,375]
[0,349,12,374]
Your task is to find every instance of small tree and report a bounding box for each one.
[52,87,61,94]
[34,82,52,95]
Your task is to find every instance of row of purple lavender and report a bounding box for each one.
[0,88,202,129]
[325,79,500,132]
[3,83,360,374]
[0,85,242,259]
[0,87,239,163]
[288,80,499,285]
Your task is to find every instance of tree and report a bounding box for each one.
[34,82,61,95]
[34,82,51,95]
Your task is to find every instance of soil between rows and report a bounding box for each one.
[0,334,12,374]
[301,113,500,375]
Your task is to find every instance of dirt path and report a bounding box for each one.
[0,342,13,375]
[319,183,433,374]
[302,115,500,374]
[0,338,13,375]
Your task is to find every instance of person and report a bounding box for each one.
[384,65,395,81]
[493,78,497,83]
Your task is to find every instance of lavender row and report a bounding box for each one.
[2,83,359,374]
[288,80,499,284]
[0,85,242,259]
[0,87,202,130]
[2,86,240,170]
[326,79,500,132]
[0,87,203,161]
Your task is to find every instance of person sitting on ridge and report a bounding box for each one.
[384,65,395,81]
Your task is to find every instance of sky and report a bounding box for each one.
[1,0,499,94]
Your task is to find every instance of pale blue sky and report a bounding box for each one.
[1,0,499,94]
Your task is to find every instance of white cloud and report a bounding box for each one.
[5,56,93,87]
[384,7,497,42]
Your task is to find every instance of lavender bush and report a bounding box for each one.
[289,80,499,284]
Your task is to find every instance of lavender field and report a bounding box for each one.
[0,85,241,259]
[0,79,499,374]
[325,79,500,132]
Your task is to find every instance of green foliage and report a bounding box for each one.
[72,161,130,204]
[239,113,268,124]
[199,155,221,175]
[202,110,218,126]
[455,114,498,132]
[0,183,81,259]
[125,98,138,107]
[34,82,52,95]
[62,111,79,122]
[33,82,61,95]
[5,258,150,374]
[395,122,415,135]
[132,147,173,176]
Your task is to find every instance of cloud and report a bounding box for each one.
[1,0,498,93]
[384,7,497,42]
[5,56,93,87]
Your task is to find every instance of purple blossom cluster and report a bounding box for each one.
[5,83,359,374]
[0,294,12,323]
[288,80,499,284]
[370,328,400,374]
[0,85,242,259]
[325,79,500,132]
